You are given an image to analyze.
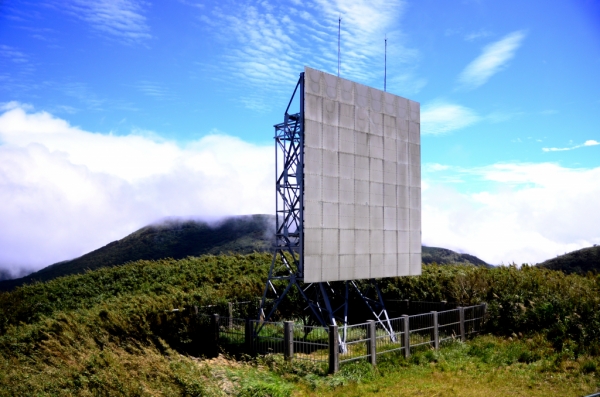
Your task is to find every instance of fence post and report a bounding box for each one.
[458,307,465,342]
[245,318,253,352]
[328,324,339,374]
[367,320,376,366]
[284,321,294,361]
[483,302,488,330]
[211,313,220,356]
[430,311,439,350]
[228,302,233,329]
[402,315,410,358]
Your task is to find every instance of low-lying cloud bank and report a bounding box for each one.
[1,103,599,276]
[422,163,600,265]
[0,103,273,276]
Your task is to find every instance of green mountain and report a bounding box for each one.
[536,245,600,274]
[422,246,491,267]
[0,215,491,291]
[0,214,275,291]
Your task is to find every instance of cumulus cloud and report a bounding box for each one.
[3,104,598,276]
[0,104,273,276]
[458,31,526,89]
[422,162,600,265]
[421,101,480,135]
[542,139,599,152]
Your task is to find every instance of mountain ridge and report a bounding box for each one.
[0,215,491,291]
[0,214,275,291]
[421,246,491,267]
[536,245,600,274]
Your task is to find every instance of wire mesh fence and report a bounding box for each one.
[195,302,486,373]
[375,316,404,355]
[438,309,461,345]
[339,322,370,363]
[253,320,286,355]
[218,316,246,347]
[292,324,328,363]
[408,312,435,349]
[465,305,485,336]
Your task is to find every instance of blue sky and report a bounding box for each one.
[1,0,599,275]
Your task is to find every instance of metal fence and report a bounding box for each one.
[202,302,486,373]
[438,309,461,345]
[217,315,246,346]
[292,324,329,363]
[339,322,370,363]
[253,321,286,355]
[375,316,405,356]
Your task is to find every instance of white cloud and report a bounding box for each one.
[458,30,526,89]
[464,29,492,42]
[0,45,35,76]
[135,80,172,100]
[177,0,204,8]
[421,101,480,135]
[542,139,599,152]
[200,0,420,111]
[0,44,29,64]
[1,101,33,111]
[60,0,151,44]
[422,162,600,265]
[0,105,273,275]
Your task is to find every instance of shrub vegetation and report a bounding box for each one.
[0,254,599,395]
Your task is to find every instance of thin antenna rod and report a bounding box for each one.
[338,16,341,77]
[384,35,387,92]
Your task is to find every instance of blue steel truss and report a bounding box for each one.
[257,72,395,351]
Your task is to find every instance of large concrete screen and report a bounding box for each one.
[303,66,421,282]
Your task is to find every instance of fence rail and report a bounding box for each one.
[292,324,329,363]
[198,301,486,373]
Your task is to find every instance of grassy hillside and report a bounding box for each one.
[0,214,274,291]
[422,246,490,267]
[537,245,600,274]
[0,215,491,291]
[0,254,599,395]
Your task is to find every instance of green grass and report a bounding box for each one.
[0,254,599,395]
[194,336,599,397]
[293,335,600,396]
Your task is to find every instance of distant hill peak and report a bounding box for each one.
[422,246,490,267]
[0,214,275,291]
[537,245,600,274]
[0,215,492,291]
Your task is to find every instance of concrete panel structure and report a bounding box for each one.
[303,66,421,282]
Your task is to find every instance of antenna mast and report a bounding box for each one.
[338,16,341,77]
[384,35,387,92]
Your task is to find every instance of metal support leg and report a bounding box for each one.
[351,280,397,342]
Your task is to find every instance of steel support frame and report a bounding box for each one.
[257,72,305,326]
[257,72,395,350]
[351,280,397,342]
